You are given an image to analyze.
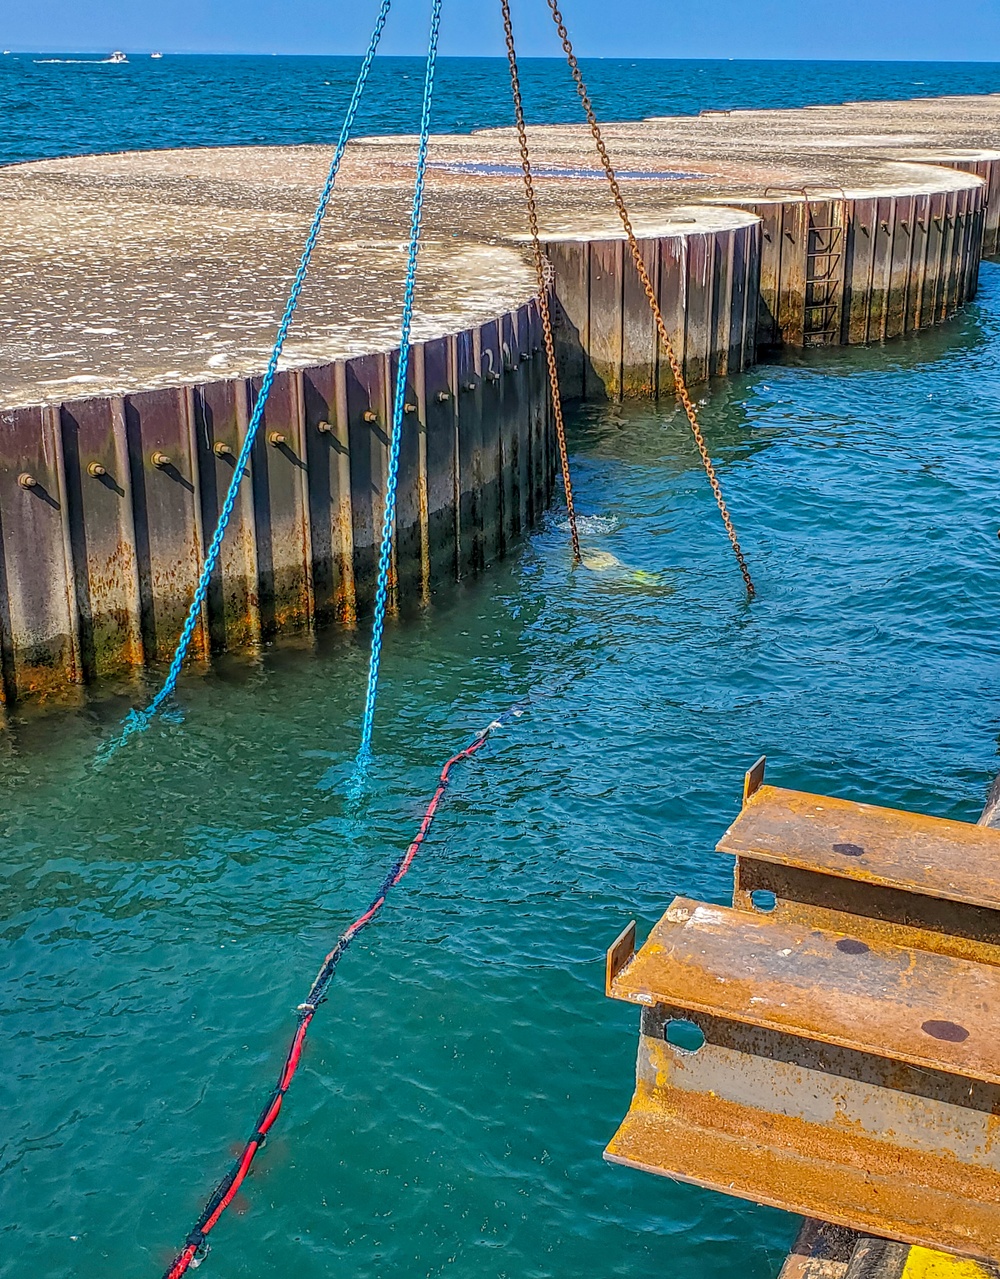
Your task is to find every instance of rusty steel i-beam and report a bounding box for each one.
[605,760,1000,1264]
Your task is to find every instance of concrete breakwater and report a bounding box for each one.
[1,94,998,707]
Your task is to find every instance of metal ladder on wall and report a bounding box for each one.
[604,758,1000,1264]
[804,212,844,345]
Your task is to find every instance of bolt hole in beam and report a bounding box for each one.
[664,1019,706,1054]
[750,889,777,912]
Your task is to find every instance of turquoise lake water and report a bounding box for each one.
[1,53,999,166]
[5,47,1000,1279]
[5,259,1000,1275]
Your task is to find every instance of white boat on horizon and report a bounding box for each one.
[151,51,163,59]
[108,50,127,64]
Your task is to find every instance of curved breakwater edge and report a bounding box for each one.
[0,93,998,708]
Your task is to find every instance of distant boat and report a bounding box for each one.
[151,51,163,59]
[108,50,128,63]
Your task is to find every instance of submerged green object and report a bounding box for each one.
[580,549,671,588]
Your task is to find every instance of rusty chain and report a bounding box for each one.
[501,0,582,564]
[545,0,755,597]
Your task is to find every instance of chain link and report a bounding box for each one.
[501,0,582,564]
[546,0,755,597]
[101,1,396,760]
[357,0,443,762]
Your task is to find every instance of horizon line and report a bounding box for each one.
[5,50,1000,65]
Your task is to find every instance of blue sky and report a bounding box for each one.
[4,0,1000,61]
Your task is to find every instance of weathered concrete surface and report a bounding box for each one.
[3,93,998,409]
[0,94,997,705]
[0,150,536,409]
[0,148,762,410]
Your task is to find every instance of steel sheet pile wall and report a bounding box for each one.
[0,301,553,705]
[547,225,762,399]
[0,172,988,707]
[546,184,985,402]
[747,185,986,350]
[945,159,1000,257]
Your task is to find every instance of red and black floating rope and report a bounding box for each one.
[161,712,519,1279]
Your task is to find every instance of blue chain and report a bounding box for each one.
[101,2,393,759]
[355,0,443,769]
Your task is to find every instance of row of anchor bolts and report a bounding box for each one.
[14,367,541,486]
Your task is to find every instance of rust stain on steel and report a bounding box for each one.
[718,784,1000,911]
[606,772,1000,1263]
[334,495,357,626]
[417,432,432,605]
[332,359,357,627]
[88,540,142,665]
[0,405,80,702]
[605,1018,1000,1262]
[1,297,554,707]
[733,858,1000,969]
[609,895,1000,1085]
[9,651,86,705]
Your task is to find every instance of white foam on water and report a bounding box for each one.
[558,514,620,535]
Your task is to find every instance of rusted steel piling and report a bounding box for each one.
[0,310,553,704]
[739,185,986,349]
[2,93,999,707]
[547,211,763,398]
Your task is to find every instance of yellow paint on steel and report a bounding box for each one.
[902,1248,997,1279]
